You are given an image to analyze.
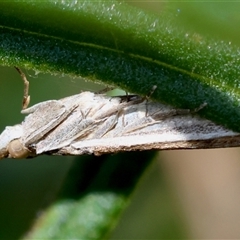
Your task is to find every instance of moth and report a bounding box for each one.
[0,92,240,159]
[0,69,240,159]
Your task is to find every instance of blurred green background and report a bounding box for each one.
[1,1,240,239]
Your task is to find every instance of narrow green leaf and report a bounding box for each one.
[24,152,156,239]
[0,1,240,131]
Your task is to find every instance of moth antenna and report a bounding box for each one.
[14,67,30,110]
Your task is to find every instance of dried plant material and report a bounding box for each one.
[0,91,239,159]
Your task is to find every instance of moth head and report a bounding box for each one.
[0,125,24,159]
[8,139,30,159]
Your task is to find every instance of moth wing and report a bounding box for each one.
[35,110,95,154]
[22,100,69,145]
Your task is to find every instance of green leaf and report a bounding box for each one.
[1,2,240,238]
[24,152,156,239]
[0,1,240,132]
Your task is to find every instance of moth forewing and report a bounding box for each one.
[21,100,73,145]
[35,112,93,154]
[34,92,124,154]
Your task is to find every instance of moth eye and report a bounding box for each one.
[8,139,29,159]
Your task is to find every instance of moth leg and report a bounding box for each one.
[121,91,137,102]
[168,102,207,116]
[97,86,114,94]
[192,102,208,113]
[15,67,30,110]
[118,107,130,127]
[152,102,207,120]
[117,94,143,103]
[145,85,157,117]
